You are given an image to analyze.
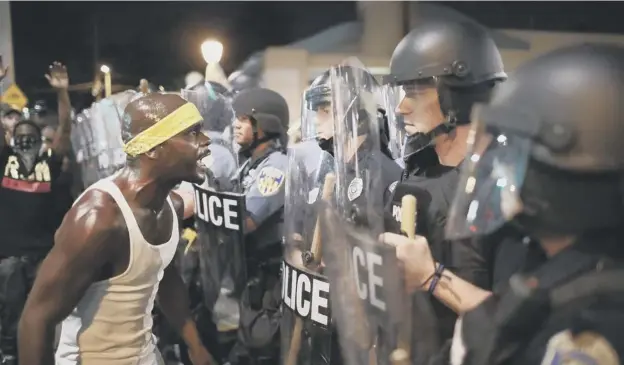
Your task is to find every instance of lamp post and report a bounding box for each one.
[100,64,111,97]
[200,39,230,88]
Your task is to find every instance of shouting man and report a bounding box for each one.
[18,93,216,365]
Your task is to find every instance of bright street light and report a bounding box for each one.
[201,39,223,64]
[100,65,110,74]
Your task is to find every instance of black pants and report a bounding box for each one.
[0,255,44,359]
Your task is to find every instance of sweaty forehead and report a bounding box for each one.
[123,93,188,134]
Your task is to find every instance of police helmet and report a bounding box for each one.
[447,43,624,240]
[232,88,289,147]
[385,19,506,89]
[385,18,507,160]
[305,66,392,156]
[305,66,379,111]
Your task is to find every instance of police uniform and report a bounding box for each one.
[228,87,289,365]
[235,145,287,276]
[380,17,507,343]
[445,44,624,365]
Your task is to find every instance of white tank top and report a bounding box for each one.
[55,178,179,365]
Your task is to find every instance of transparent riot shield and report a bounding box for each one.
[319,58,426,365]
[329,57,385,235]
[181,83,238,192]
[281,139,335,365]
[183,83,246,333]
[193,184,247,333]
[318,201,440,365]
[71,95,128,189]
[381,86,407,161]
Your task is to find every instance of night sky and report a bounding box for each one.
[9,1,624,111]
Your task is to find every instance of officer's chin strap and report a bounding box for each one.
[402,116,456,162]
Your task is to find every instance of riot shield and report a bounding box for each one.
[319,58,429,365]
[281,139,336,365]
[381,87,407,161]
[319,200,441,365]
[181,84,238,192]
[71,94,130,189]
[193,184,247,333]
[329,57,385,234]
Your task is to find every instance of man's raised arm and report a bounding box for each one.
[18,190,122,365]
[45,62,72,156]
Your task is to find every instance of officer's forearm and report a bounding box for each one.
[426,266,492,314]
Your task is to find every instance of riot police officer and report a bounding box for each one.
[307,64,401,204]
[227,87,289,365]
[384,43,624,365]
[281,60,403,365]
[381,17,508,343]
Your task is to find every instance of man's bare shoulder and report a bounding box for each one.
[57,189,126,249]
[169,190,185,222]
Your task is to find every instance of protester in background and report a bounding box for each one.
[1,106,22,145]
[0,62,71,365]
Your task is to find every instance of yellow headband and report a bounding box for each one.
[123,102,203,157]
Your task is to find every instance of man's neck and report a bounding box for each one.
[434,124,471,167]
[118,165,176,213]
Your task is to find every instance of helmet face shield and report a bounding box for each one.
[382,77,446,159]
[301,85,334,142]
[445,113,533,240]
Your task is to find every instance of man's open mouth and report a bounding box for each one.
[196,149,211,167]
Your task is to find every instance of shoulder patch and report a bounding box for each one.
[256,166,285,197]
[541,330,619,365]
[388,181,398,193]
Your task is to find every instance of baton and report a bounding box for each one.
[286,173,336,365]
[391,194,417,365]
